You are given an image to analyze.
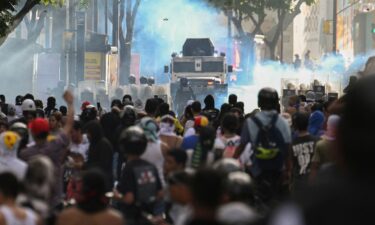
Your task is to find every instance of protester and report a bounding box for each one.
[115,126,163,224]
[0,173,41,225]
[289,112,318,193]
[159,115,183,152]
[0,131,27,180]
[20,91,74,208]
[57,169,124,225]
[84,120,113,191]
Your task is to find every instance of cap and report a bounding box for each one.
[29,118,50,136]
[21,99,36,112]
[81,101,91,110]
[194,116,209,128]
[0,131,21,157]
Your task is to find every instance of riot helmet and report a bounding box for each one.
[119,126,148,156]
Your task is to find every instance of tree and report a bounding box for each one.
[107,0,141,85]
[0,0,65,46]
[206,0,315,60]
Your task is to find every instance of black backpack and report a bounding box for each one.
[250,114,287,176]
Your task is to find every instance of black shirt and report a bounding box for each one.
[291,135,318,180]
[117,159,162,216]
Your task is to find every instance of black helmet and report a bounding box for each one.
[180,78,188,87]
[129,74,136,84]
[258,87,279,110]
[140,76,148,85]
[119,126,148,156]
[147,77,155,86]
[15,95,23,105]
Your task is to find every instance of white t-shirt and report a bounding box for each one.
[0,205,37,225]
[0,157,27,181]
[141,140,165,186]
[70,134,90,161]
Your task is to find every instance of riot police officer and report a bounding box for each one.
[174,78,195,117]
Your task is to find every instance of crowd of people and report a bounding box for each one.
[0,73,375,225]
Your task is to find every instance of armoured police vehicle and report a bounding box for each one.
[164,38,232,112]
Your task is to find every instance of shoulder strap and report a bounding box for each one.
[252,116,264,129]
[270,114,279,128]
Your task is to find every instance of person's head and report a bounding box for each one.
[0,131,21,158]
[122,94,132,104]
[59,106,67,116]
[167,171,193,205]
[71,121,83,144]
[49,111,63,131]
[21,99,36,123]
[164,149,187,176]
[120,106,137,128]
[191,101,202,115]
[258,88,279,111]
[190,168,226,213]
[23,93,34,101]
[337,75,375,176]
[221,113,239,135]
[234,102,244,114]
[77,169,108,213]
[47,96,56,108]
[145,98,159,116]
[311,102,323,112]
[7,104,16,117]
[0,173,20,203]
[292,112,310,132]
[84,120,104,143]
[324,114,340,141]
[219,103,232,119]
[228,94,237,106]
[29,118,50,141]
[9,123,28,150]
[194,116,209,134]
[204,95,215,109]
[34,100,43,109]
[15,95,23,106]
[158,102,170,117]
[119,126,148,157]
[160,115,176,135]
[111,99,123,109]
[0,95,5,104]
[229,107,243,119]
[223,172,254,204]
[80,106,98,124]
[139,117,159,142]
[184,105,194,119]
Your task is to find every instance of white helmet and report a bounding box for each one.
[21,99,36,112]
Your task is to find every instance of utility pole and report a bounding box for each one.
[333,0,337,53]
[227,8,233,64]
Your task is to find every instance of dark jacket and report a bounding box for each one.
[85,121,114,190]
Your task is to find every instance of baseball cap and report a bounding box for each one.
[0,131,21,157]
[194,116,209,128]
[29,118,50,136]
[81,101,91,111]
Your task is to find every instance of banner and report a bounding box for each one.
[84,52,102,80]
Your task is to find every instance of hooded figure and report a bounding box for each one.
[202,95,220,121]
[84,121,113,190]
[0,131,27,180]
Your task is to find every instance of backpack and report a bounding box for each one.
[250,114,287,177]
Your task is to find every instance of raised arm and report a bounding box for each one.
[63,90,75,135]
